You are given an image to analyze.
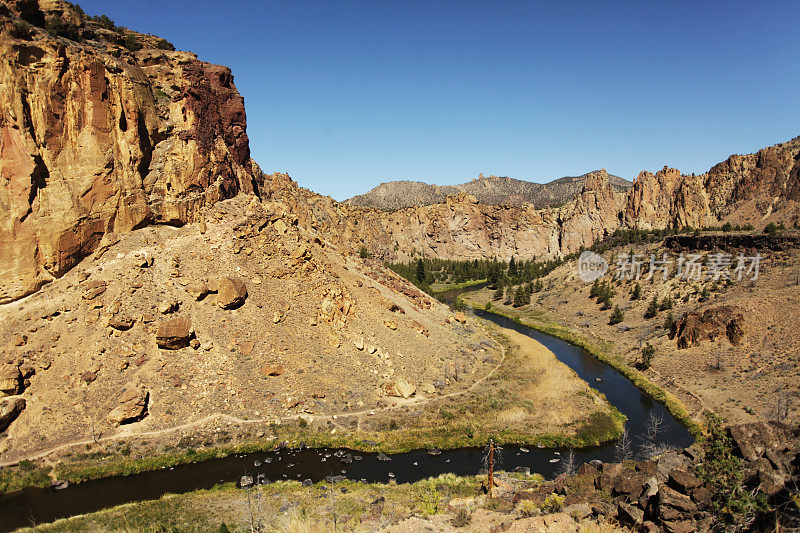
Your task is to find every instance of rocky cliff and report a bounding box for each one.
[344,170,631,210]
[0,0,260,303]
[334,140,800,263]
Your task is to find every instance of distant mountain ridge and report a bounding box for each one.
[343,170,632,209]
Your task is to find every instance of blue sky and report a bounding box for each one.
[77,0,800,200]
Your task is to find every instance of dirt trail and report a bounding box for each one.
[1,322,510,468]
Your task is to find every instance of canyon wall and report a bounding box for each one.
[0,0,259,302]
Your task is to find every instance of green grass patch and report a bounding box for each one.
[461,294,702,437]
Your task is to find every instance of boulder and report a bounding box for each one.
[185,281,210,301]
[729,421,794,461]
[668,469,701,492]
[383,378,415,398]
[617,502,644,525]
[216,277,248,309]
[0,365,22,396]
[0,397,25,432]
[82,280,107,301]
[758,467,788,496]
[108,313,135,331]
[106,386,148,425]
[261,364,285,376]
[156,315,193,349]
[658,485,697,515]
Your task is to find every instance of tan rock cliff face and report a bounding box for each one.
[315,142,800,263]
[0,0,259,303]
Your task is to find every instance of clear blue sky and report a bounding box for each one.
[78,0,800,200]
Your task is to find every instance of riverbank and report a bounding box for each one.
[9,472,548,532]
[460,290,702,437]
[430,278,487,294]
[0,322,623,495]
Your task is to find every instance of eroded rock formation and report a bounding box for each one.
[0,0,259,302]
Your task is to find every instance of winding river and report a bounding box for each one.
[0,287,692,530]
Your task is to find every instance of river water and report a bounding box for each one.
[0,287,692,530]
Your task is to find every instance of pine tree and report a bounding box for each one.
[644,294,659,319]
[631,283,642,300]
[493,285,504,300]
[590,279,600,298]
[609,305,624,324]
[416,258,426,283]
[513,287,528,307]
[508,257,517,278]
[664,311,676,331]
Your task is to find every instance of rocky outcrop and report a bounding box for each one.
[330,139,800,263]
[0,396,25,432]
[0,0,260,303]
[383,378,416,398]
[509,421,798,532]
[106,385,148,425]
[670,305,745,349]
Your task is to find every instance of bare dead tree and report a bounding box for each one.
[773,390,790,421]
[640,411,675,459]
[645,411,666,442]
[482,440,502,498]
[615,429,633,462]
[557,448,576,476]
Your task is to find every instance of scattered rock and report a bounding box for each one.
[0,365,22,396]
[132,251,154,268]
[0,397,25,432]
[158,298,179,315]
[106,386,149,425]
[82,280,107,301]
[353,337,365,351]
[185,281,210,301]
[108,313,135,331]
[261,364,285,376]
[156,315,193,349]
[383,320,397,330]
[272,310,285,324]
[383,378,415,398]
[216,277,248,309]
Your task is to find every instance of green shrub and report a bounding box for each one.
[9,20,32,39]
[93,14,118,31]
[638,344,656,369]
[122,33,142,51]
[416,486,441,516]
[46,16,81,41]
[644,294,659,319]
[697,412,769,523]
[541,493,564,513]
[516,499,538,517]
[663,311,676,331]
[631,283,642,300]
[609,305,624,325]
